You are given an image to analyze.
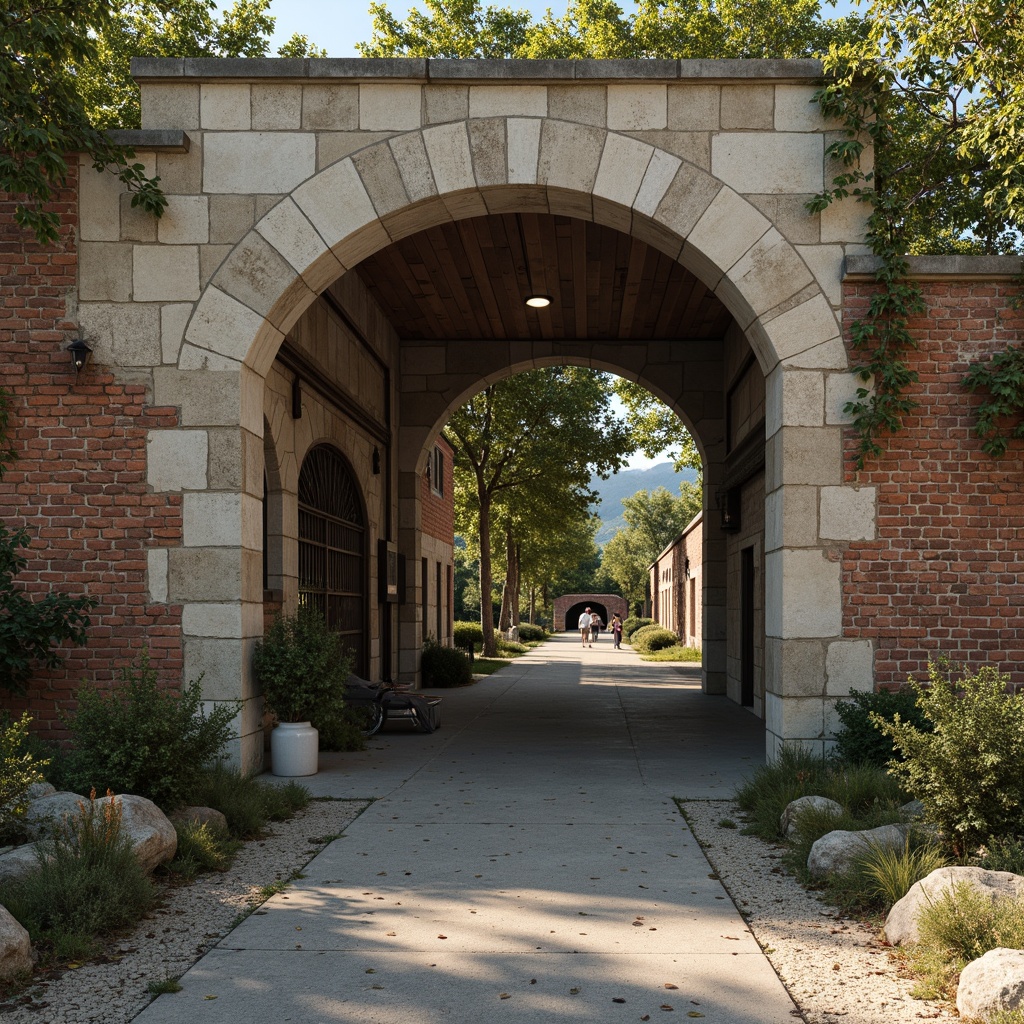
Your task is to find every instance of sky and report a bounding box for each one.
[269,0,860,55]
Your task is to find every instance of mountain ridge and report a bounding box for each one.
[590,462,699,547]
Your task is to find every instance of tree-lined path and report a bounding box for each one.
[137,637,787,1023]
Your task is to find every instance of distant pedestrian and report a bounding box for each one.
[578,607,593,647]
[611,613,623,649]
[590,611,604,643]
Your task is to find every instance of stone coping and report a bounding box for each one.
[107,129,191,152]
[844,253,1024,280]
[130,55,824,84]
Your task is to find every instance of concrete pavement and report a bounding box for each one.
[137,634,797,1023]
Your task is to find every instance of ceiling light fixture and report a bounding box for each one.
[525,294,552,308]
[517,216,551,311]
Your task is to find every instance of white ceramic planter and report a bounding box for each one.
[270,721,319,777]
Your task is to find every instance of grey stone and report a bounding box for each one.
[957,947,1024,1020]
[168,806,229,833]
[900,799,926,821]
[885,867,1024,947]
[107,129,191,153]
[308,58,427,79]
[428,58,571,80]
[779,795,842,839]
[0,843,52,884]
[845,253,1023,279]
[574,59,677,79]
[678,58,823,80]
[0,904,31,981]
[24,791,89,840]
[95,794,178,873]
[807,823,910,878]
[24,782,55,801]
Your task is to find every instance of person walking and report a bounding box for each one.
[590,610,604,644]
[578,607,593,647]
[611,613,623,649]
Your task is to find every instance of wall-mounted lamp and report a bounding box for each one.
[716,487,741,532]
[684,556,691,579]
[68,336,92,375]
[372,446,381,475]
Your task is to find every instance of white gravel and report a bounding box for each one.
[682,799,958,1024]
[0,798,369,1024]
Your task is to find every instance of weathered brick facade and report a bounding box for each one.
[841,276,1024,689]
[1,174,183,738]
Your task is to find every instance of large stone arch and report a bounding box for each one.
[81,65,876,768]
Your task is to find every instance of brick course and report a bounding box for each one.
[1,173,183,739]
[841,279,1024,688]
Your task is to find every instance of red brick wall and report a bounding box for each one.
[421,435,454,544]
[0,174,183,738]
[841,279,1024,689]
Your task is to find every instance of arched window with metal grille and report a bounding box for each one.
[298,444,366,676]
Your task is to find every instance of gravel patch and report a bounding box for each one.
[682,799,957,1024]
[1,798,370,1024]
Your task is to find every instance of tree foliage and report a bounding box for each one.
[445,368,633,655]
[2,0,166,244]
[613,379,702,477]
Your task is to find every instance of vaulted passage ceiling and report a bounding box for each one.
[355,213,733,342]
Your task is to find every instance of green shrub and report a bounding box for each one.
[515,623,545,642]
[877,660,1024,857]
[631,627,679,653]
[640,645,702,662]
[254,606,352,724]
[185,764,309,839]
[496,637,528,656]
[0,792,153,955]
[975,835,1024,875]
[832,685,931,767]
[0,712,48,843]
[421,638,472,688]
[61,651,239,811]
[168,820,240,880]
[622,616,653,639]
[453,621,483,650]
[315,704,367,752]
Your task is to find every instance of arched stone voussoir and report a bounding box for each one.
[211,228,316,337]
[255,196,347,297]
[184,285,270,368]
[760,293,847,372]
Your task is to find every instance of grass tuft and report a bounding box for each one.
[640,645,702,662]
[167,820,241,880]
[185,765,309,839]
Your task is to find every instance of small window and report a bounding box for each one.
[429,445,444,498]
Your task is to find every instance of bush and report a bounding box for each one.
[0,712,48,843]
[622,616,653,640]
[976,835,1024,875]
[877,660,1024,857]
[496,637,528,655]
[453,621,483,650]
[185,764,309,840]
[254,606,352,724]
[631,626,679,653]
[61,651,239,811]
[0,792,153,957]
[833,685,931,767]
[516,623,545,642]
[421,638,472,688]
[316,704,367,752]
[640,645,702,663]
[168,820,240,880]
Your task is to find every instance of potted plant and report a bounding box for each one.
[252,605,351,776]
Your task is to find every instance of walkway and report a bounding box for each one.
[137,635,798,1023]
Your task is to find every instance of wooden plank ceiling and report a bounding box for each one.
[355,213,732,341]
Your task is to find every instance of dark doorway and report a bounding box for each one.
[740,547,755,707]
[298,444,367,675]
[564,601,608,632]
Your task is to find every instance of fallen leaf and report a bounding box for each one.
[687,1013,705,1019]
[499,993,511,1000]
[372,984,384,990]
[204,995,218,1001]
[661,1005,674,1011]
[295,926,302,931]
[612,997,626,1003]
[386,932,396,937]
[437,935,448,939]
[632,921,644,927]
[530,979,537,985]
[366,969,376,974]
[570,987,581,995]
[664,984,678,990]
[641,1016,651,1021]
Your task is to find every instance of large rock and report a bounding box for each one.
[0,904,32,981]
[24,782,56,801]
[780,795,843,839]
[23,791,89,840]
[0,843,52,884]
[807,823,910,878]
[95,794,177,873]
[168,805,229,833]
[885,866,1024,946]
[957,947,1024,1020]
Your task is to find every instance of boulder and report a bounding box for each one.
[807,823,910,878]
[24,782,56,801]
[780,795,843,839]
[957,947,1024,1020]
[0,904,32,981]
[0,843,52,884]
[95,794,177,873]
[23,791,89,840]
[885,866,1024,946]
[900,799,926,821]
[168,805,229,833]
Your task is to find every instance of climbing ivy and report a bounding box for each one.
[962,343,1024,458]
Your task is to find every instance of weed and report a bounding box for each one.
[147,977,183,996]
[167,821,240,880]
[718,819,737,829]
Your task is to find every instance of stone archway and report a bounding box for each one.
[76,60,877,767]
